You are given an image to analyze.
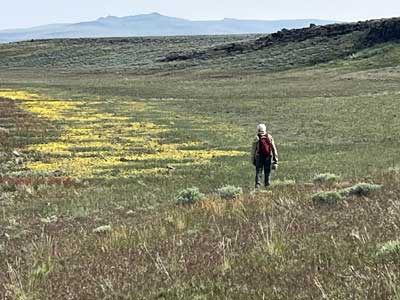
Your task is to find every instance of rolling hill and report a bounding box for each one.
[0,17,399,74]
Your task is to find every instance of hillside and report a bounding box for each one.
[161,17,400,62]
[0,13,334,43]
[1,17,399,75]
[0,17,400,299]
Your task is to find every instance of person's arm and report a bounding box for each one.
[269,134,278,165]
[250,140,257,165]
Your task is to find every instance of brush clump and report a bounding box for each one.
[377,240,400,258]
[340,183,382,197]
[313,173,341,184]
[312,182,383,205]
[175,187,206,205]
[312,191,343,204]
[216,185,243,200]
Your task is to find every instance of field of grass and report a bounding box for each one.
[0,32,400,299]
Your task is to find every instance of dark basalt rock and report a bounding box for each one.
[366,18,400,44]
[160,17,400,62]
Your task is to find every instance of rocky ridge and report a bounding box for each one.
[161,17,400,62]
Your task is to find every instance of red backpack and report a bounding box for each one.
[258,136,272,156]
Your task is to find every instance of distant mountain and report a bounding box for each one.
[0,13,336,43]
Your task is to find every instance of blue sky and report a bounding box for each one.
[1,0,400,30]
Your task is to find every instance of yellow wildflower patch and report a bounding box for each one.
[0,90,40,100]
[2,89,246,178]
[20,100,82,121]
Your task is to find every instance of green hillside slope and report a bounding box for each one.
[1,17,398,73]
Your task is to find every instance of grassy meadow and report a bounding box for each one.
[0,34,400,299]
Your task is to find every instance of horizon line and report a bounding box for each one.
[0,12,346,31]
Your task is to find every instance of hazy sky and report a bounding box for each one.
[1,0,400,30]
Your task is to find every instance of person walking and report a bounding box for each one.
[251,124,278,188]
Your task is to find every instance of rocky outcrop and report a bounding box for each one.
[365,18,400,44]
[160,17,400,62]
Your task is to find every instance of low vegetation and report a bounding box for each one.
[312,191,343,204]
[0,21,400,299]
[340,182,383,197]
[377,240,400,258]
[175,187,206,205]
[313,173,341,184]
[312,182,383,205]
[216,185,243,200]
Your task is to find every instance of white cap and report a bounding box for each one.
[257,124,267,135]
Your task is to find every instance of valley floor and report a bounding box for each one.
[0,37,400,299]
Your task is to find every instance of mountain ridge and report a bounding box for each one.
[0,13,335,43]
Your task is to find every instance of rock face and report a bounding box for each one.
[366,18,400,44]
[160,17,400,62]
[256,18,400,46]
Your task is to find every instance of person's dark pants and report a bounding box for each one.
[255,155,272,187]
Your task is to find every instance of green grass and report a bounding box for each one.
[312,191,343,205]
[377,240,400,258]
[313,173,341,184]
[216,185,243,200]
[340,182,383,197]
[175,187,206,205]
[0,33,400,299]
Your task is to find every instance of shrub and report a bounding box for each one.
[0,183,17,193]
[313,173,341,184]
[340,183,382,197]
[175,187,205,205]
[312,191,342,205]
[388,166,400,174]
[216,185,243,200]
[313,182,383,205]
[377,240,400,258]
[93,225,112,233]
